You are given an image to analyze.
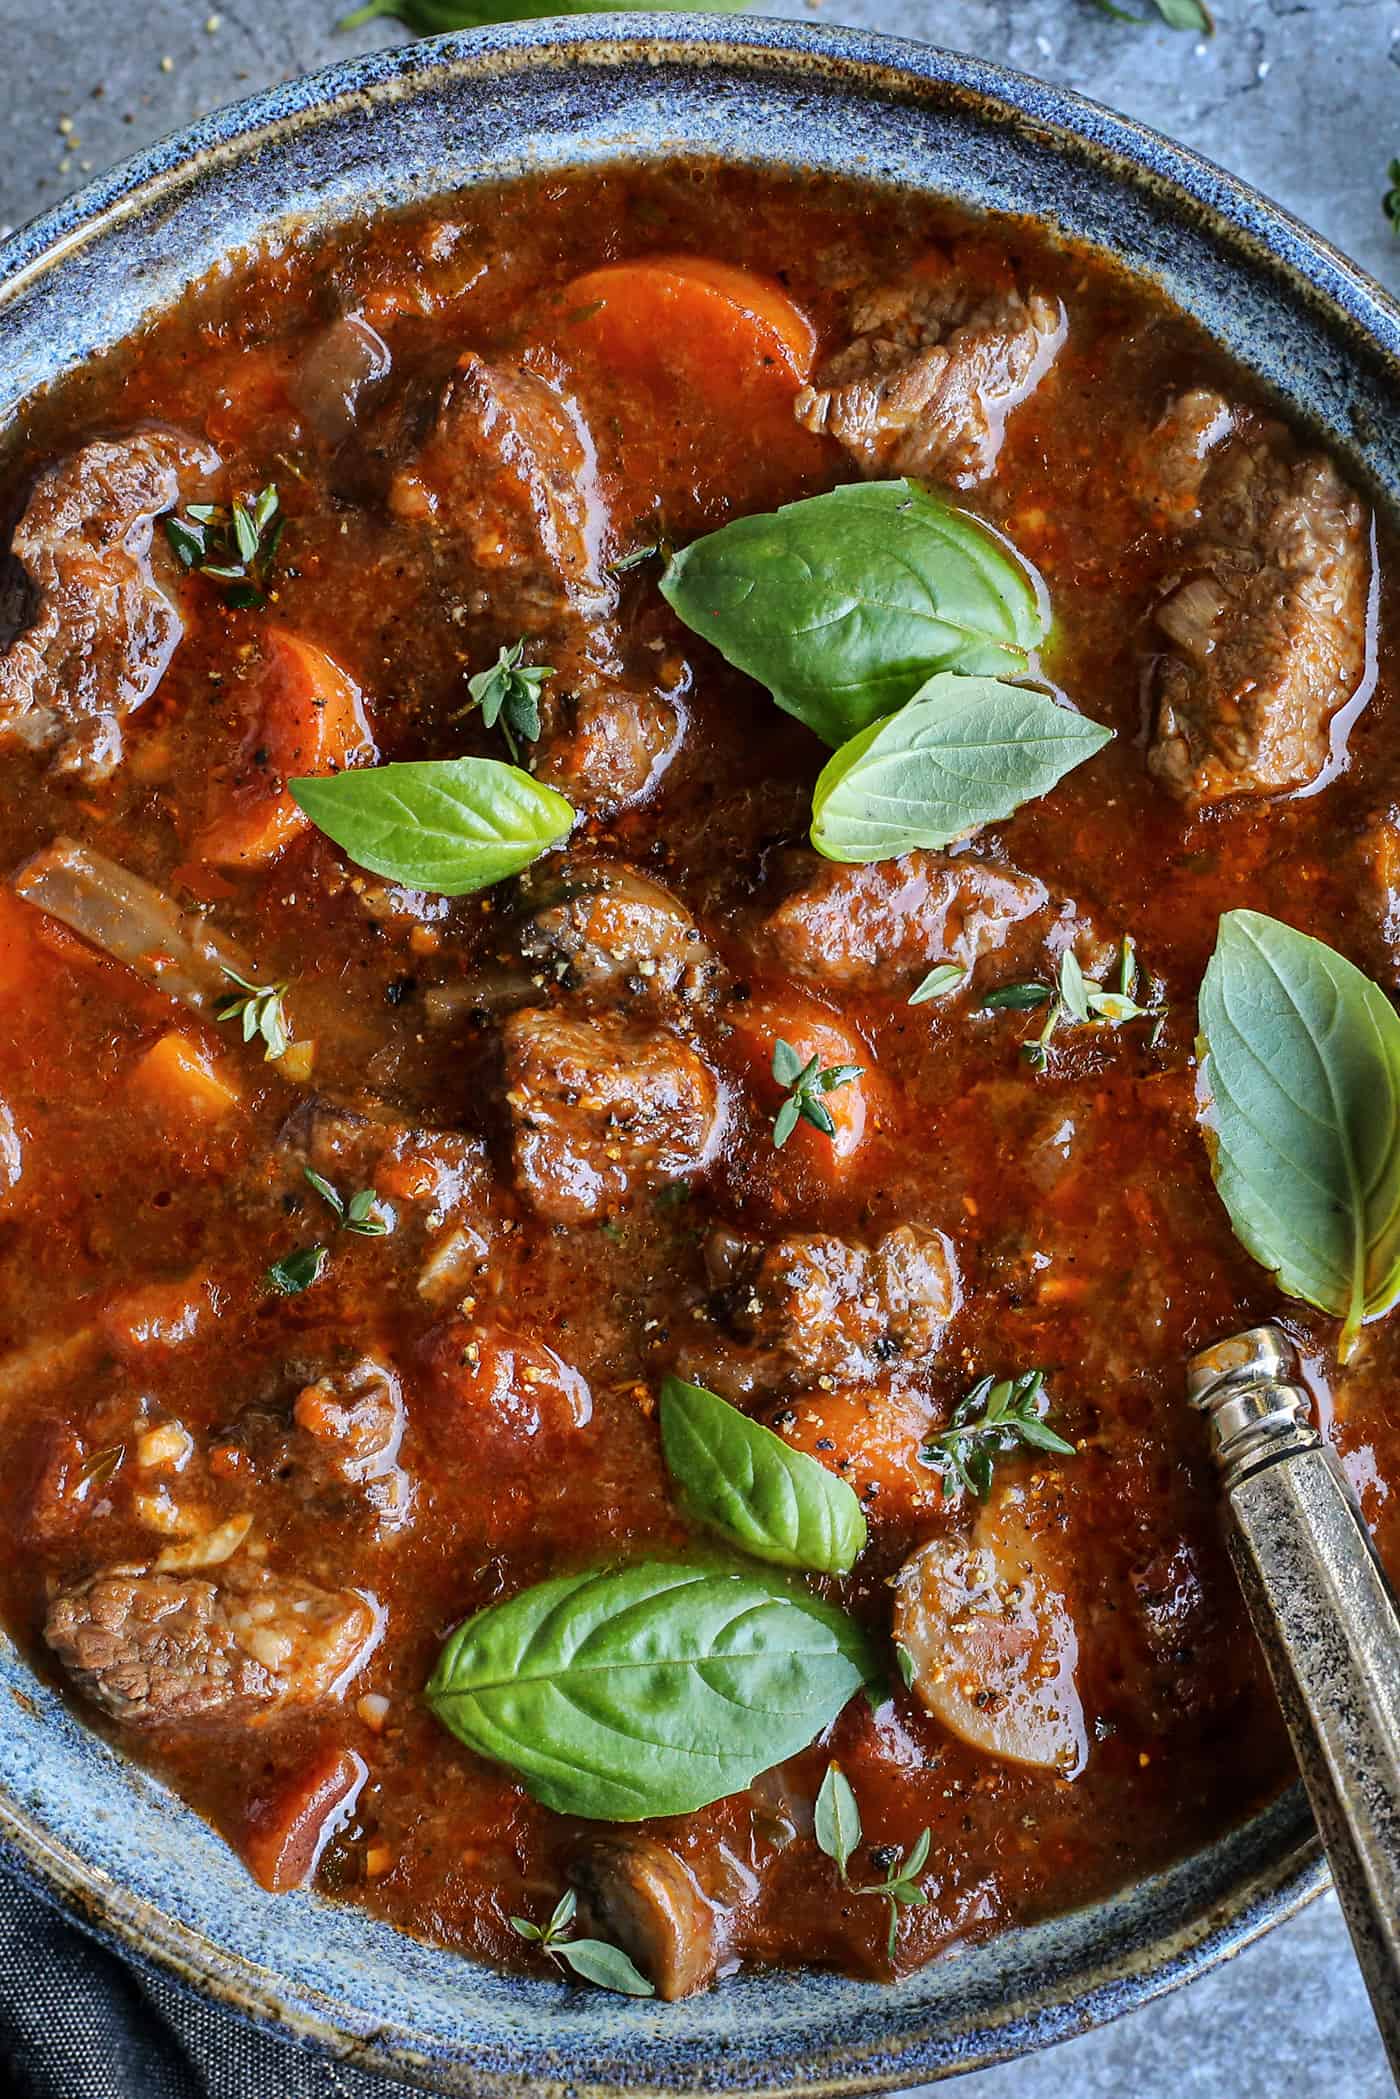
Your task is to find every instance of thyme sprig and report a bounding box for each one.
[983,938,1164,1071]
[463,640,553,761]
[771,1038,864,1148]
[216,967,291,1062]
[920,1370,1075,1501]
[166,483,283,609]
[813,1763,932,1961]
[509,1890,655,1997]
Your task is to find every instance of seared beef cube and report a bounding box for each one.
[0,429,217,781]
[292,1357,412,1531]
[278,1097,494,1230]
[794,277,1064,486]
[707,1223,962,1384]
[389,351,679,813]
[1147,415,1369,804]
[503,1008,720,1222]
[764,849,1114,989]
[532,674,681,816]
[45,1563,378,1729]
[519,859,714,1005]
[1131,388,1235,529]
[390,351,611,627]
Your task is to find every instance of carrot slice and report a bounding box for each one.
[129,1033,241,1124]
[244,1745,368,1892]
[724,987,872,1172]
[553,257,827,524]
[562,257,816,385]
[194,628,376,870]
[0,893,39,999]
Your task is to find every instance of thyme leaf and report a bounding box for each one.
[266,1244,329,1296]
[908,962,968,1006]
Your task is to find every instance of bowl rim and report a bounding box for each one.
[0,11,1378,2089]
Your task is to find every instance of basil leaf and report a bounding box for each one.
[1198,910,1400,1356]
[552,1937,657,1998]
[341,0,741,32]
[290,758,573,896]
[810,674,1111,863]
[658,1375,867,1575]
[814,1761,862,1876]
[660,481,1047,748]
[425,1558,878,1820]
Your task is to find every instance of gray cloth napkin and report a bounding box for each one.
[0,1865,415,2099]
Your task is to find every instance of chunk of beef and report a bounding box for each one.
[276,1096,496,1300]
[763,849,1116,990]
[1131,388,1235,530]
[1146,412,1370,803]
[291,1358,412,1531]
[0,429,217,781]
[389,352,680,813]
[389,351,611,627]
[502,1008,721,1223]
[45,1562,378,1730]
[518,858,716,1006]
[1356,806,1400,989]
[707,1223,961,1385]
[293,313,392,443]
[794,277,1064,486]
[531,673,684,817]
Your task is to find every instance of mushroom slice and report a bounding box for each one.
[570,1834,718,2001]
[894,1490,1086,1776]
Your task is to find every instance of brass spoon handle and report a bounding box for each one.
[1191,1328,1400,2081]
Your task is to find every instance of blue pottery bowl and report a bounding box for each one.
[1,17,1397,2092]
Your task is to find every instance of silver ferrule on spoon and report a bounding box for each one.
[1189,1326,1400,2078]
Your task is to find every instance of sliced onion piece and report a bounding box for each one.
[14,836,257,1011]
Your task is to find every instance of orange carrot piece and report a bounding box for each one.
[553,257,827,524]
[194,628,375,871]
[129,1033,241,1123]
[244,1746,368,1893]
[0,893,39,999]
[725,988,873,1170]
[561,257,817,385]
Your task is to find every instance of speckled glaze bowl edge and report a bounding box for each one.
[0,16,1393,2093]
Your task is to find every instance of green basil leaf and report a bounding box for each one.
[660,481,1047,748]
[814,1762,862,1876]
[424,1558,878,1820]
[810,674,1111,863]
[290,758,573,896]
[658,1375,867,1575]
[552,1938,656,1998]
[340,0,742,33]
[1198,910,1400,1355]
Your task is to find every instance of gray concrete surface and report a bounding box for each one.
[2,0,1397,2092]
